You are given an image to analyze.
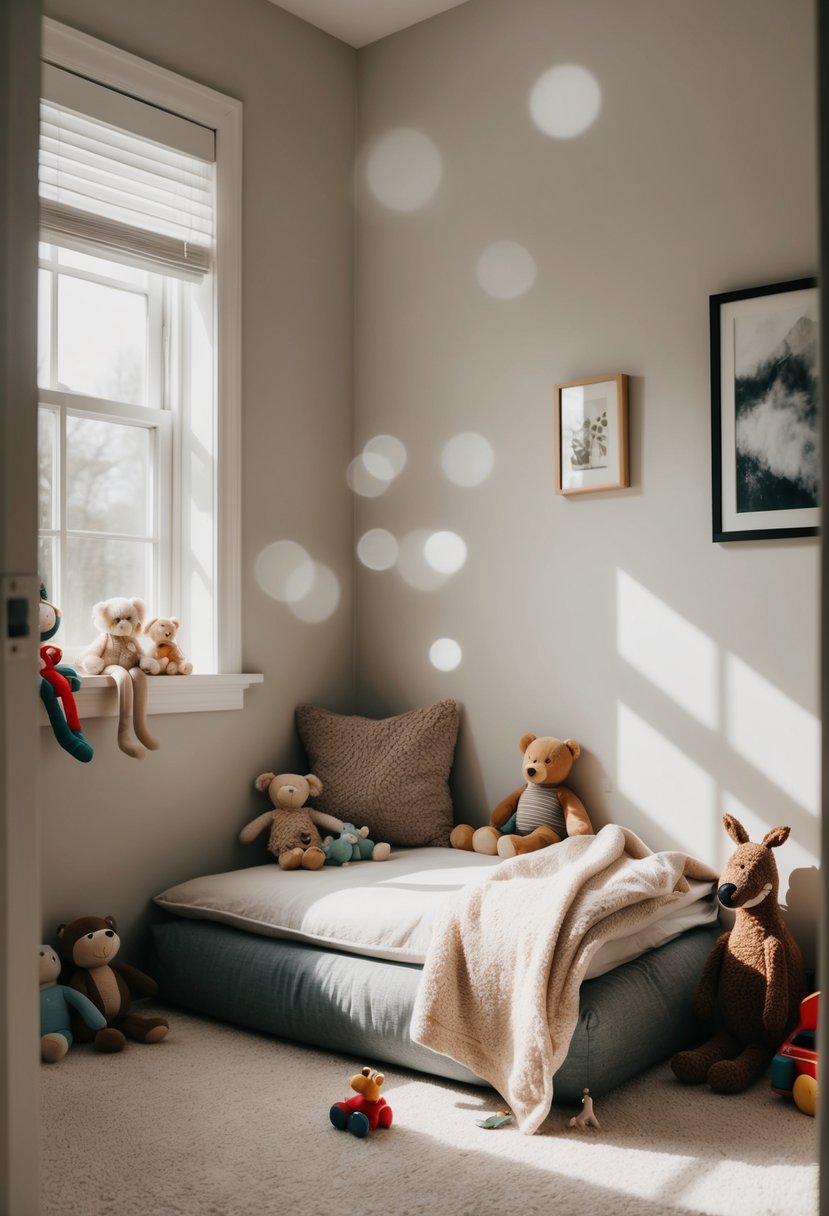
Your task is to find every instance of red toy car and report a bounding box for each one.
[771,991,819,1115]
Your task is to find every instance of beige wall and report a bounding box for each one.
[353,0,819,965]
[36,0,820,973]
[40,0,356,960]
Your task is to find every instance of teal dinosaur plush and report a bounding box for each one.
[323,824,391,865]
[39,944,106,1061]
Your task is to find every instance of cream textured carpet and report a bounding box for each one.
[40,1003,818,1216]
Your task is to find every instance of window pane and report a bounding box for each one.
[58,246,148,288]
[38,269,51,387]
[57,275,147,405]
[38,536,56,607]
[66,417,151,537]
[62,537,152,654]
[38,408,58,530]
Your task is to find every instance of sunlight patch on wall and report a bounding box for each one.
[476,240,537,299]
[618,703,718,856]
[725,654,820,815]
[430,637,462,671]
[529,64,602,139]
[441,432,494,487]
[424,530,467,575]
[616,570,718,729]
[357,528,399,571]
[365,129,442,212]
[255,540,315,603]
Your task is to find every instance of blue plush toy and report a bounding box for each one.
[39,944,106,1062]
[323,824,391,865]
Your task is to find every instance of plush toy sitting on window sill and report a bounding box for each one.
[39,584,93,763]
[77,596,161,759]
[142,616,193,675]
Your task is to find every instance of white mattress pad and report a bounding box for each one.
[155,846,717,979]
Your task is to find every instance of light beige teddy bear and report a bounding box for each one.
[77,597,160,759]
[143,617,193,675]
[239,772,344,870]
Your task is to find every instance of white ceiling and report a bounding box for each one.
[268,0,471,48]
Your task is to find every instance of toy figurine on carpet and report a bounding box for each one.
[450,733,593,858]
[671,814,805,1093]
[39,584,93,763]
[329,1067,393,1138]
[568,1087,600,1130]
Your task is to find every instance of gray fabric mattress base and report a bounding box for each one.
[148,919,719,1106]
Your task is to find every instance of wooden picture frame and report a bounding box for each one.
[554,373,629,496]
[710,278,819,541]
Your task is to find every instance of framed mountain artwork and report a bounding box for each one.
[711,278,819,541]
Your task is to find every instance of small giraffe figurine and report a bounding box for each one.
[671,814,805,1093]
[569,1087,600,1130]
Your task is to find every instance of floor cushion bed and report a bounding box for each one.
[150,845,719,1105]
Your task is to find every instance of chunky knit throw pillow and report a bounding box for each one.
[295,700,460,848]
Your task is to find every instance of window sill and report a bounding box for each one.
[41,672,264,721]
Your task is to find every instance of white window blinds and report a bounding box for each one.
[40,64,215,278]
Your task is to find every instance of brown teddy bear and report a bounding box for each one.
[240,772,345,870]
[56,915,169,1053]
[77,596,161,758]
[143,617,193,675]
[450,733,594,858]
[671,814,805,1093]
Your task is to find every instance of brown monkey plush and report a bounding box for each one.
[57,915,169,1053]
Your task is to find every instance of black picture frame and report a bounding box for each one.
[710,277,819,542]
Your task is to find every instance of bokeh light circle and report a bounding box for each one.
[441,433,495,487]
[357,529,399,571]
[397,530,449,591]
[430,637,462,671]
[255,540,315,603]
[364,435,407,480]
[424,530,467,575]
[529,64,602,139]
[347,456,391,498]
[476,241,537,299]
[366,129,443,212]
[289,562,340,623]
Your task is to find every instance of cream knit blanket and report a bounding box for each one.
[410,824,717,1134]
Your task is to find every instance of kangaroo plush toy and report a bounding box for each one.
[671,814,805,1093]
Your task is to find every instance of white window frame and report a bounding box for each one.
[38,247,172,633]
[41,18,261,713]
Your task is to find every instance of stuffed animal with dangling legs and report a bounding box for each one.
[39,583,93,763]
[77,597,160,759]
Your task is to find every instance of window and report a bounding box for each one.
[38,20,248,701]
[38,244,173,655]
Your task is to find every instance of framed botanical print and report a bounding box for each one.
[554,373,629,496]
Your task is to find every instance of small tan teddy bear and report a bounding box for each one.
[142,617,193,675]
[450,733,594,858]
[239,772,344,870]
